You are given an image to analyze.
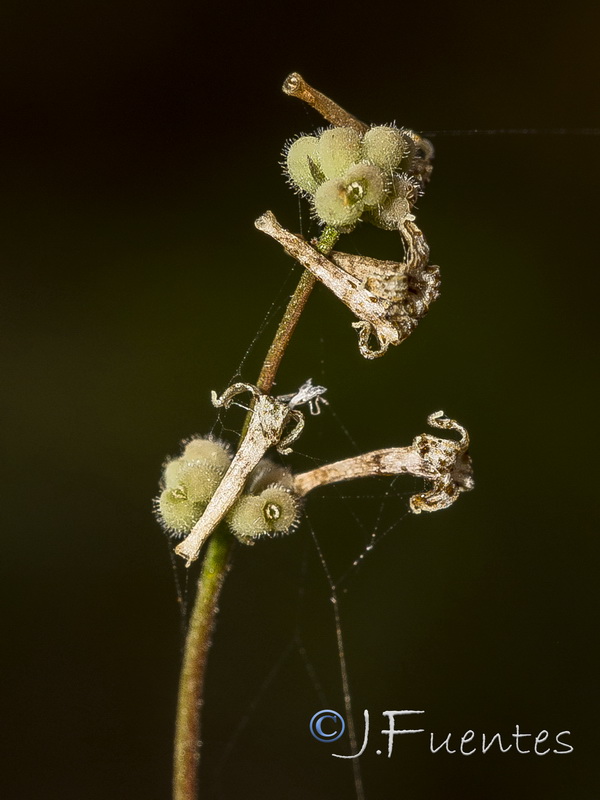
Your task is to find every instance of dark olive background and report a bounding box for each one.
[2,1,599,798]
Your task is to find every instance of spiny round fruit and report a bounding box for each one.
[343,163,388,207]
[362,125,406,171]
[226,485,301,544]
[178,460,223,503]
[163,457,187,489]
[155,487,204,538]
[181,437,231,473]
[317,127,362,179]
[313,177,365,228]
[285,135,322,194]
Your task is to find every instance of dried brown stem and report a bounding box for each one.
[257,270,317,394]
[294,446,429,495]
[282,72,368,133]
[256,225,340,393]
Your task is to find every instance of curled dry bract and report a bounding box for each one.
[255,211,440,359]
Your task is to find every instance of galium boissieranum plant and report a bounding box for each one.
[156,72,474,800]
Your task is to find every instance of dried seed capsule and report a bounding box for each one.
[181,437,232,472]
[227,485,301,544]
[317,127,362,179]
[362,125,406,171]
[285,136,322,194]
[155,487,205,538]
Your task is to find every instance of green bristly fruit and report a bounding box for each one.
[285,136,322,194]
[362,125,406,171]
[181,437,232,472]
[313,177,364,227]
[155,487,204,537]
[317,127,362,179]
[227,485,300,543]
[178,461,223,504]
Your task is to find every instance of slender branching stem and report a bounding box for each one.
[257,269,316,394]
[173,226,339,800]
[257,226,339,394]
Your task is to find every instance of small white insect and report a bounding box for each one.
[277,378,329,415]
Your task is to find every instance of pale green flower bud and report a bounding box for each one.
[163,458,187,489]
[158,436,230,537]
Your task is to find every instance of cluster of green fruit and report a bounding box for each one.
[284,125,421,230]
[154,437,300,545]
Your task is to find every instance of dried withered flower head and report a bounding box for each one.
[293,411,473,514]
[255,211,440,359]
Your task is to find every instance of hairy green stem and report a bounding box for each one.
[173,226,339,800]
[173,529,232,800]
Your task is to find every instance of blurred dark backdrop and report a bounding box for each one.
[2,1,599,798]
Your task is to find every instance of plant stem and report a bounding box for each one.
[256,269,316,394]
[172,226,339,800]
[257,225,339,394]
[173,529,232,800]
